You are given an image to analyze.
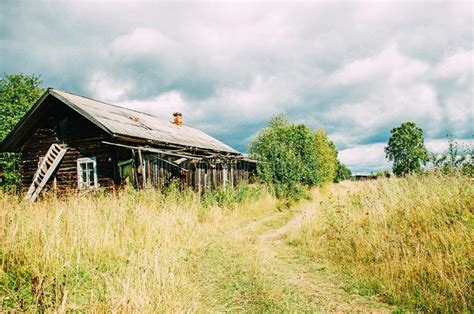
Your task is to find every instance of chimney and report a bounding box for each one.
[172,112,183,126]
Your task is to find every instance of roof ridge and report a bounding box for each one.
[47,87,239,154]
[49,87,187,126]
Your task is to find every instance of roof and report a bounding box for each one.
[1,88,239,154]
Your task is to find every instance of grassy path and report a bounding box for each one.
[194,194,393,312]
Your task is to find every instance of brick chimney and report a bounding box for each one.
[172,112,183,126]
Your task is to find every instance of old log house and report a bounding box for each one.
[0,88,256,201]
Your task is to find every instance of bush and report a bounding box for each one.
[248,115,341,200]
[201,183,267,209]
[430,136,473,177]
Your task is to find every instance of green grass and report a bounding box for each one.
[193,222,322,312]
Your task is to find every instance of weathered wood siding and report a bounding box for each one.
[140,154,255,192]
[19,104,115,192]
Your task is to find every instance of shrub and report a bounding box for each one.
[248,115,339,200]
[430,136,473,177]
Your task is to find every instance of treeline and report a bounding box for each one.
[249,116,473,201]
[385,121,473,177]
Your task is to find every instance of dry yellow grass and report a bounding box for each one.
[287,174,474,312]
[1,175,472,312]
[1,186,277,311]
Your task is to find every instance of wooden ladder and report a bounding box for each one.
[25,143,67,202]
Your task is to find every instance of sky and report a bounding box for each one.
[1,1,472,173]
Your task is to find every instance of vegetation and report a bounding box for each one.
[1,184,278,312]
[334,160,352,182]
[0,183,395,312]
[430,135,473,177]
[248,115,349,200]
[385,121,429,176]
[2,175,471,312]
[313,128,337,184]
[287,174,473,312]
[0,73,44,190]
[248,115,319,200]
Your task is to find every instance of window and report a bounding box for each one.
[77,157,98,189]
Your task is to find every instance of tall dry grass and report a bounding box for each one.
[287,174,474,312]
[2,175,472,312]
[1,185,276,312]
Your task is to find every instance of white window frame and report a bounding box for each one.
[77,157,98,190]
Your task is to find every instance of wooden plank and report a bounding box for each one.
[27,146,67,202]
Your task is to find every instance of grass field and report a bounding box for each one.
[287,174,473,312]
[1,175,472,312]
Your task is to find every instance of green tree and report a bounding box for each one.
[249,115,338,200]
[385,122,429,176]
[334,160,352,182]
[430,134,473,177]
[314,129,337,184]
[0,73,44,189]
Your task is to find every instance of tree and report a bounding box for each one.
[385,122,429,176]
[0,73,44,189]
[314,129,337,184]
[248,115,339,200]
[334,160,352,182]
[430,134,473,177]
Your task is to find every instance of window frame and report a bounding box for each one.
[77,157,98,190]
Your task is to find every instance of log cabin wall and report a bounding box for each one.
[19,102,115,193]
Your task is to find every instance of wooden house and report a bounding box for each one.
[0,88,256,201]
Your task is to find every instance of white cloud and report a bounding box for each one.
[116,90,190,121]
[432,50,474,85]
[444,93,474,133]
[323,81,441,147]
[426,139,474,154]
[326,45,429,86]
[1,1,472,168]
[89,71,133,102]
[109,27,175,57]
[339,143,391,173]
[114,75,300,135]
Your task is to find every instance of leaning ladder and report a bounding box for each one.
[25,143,67,202]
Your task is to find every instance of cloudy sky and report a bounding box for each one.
[1,1,472,173]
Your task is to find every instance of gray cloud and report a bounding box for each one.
[1,1,472,173]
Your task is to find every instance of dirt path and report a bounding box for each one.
[255,200,392,312]
[197,191,393,312]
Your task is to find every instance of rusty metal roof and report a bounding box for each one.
[49,89,239,154]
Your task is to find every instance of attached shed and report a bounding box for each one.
[0,88,256,201]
